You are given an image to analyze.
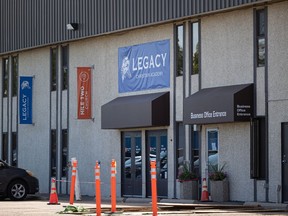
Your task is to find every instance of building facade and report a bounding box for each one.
[0,0,288,202]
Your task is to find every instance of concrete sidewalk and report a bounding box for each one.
[1,194,288,216]
[40,193,288,210]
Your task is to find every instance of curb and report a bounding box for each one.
[244,201,288,209]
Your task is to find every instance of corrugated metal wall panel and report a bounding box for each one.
[112,0,116,30]
[107,0,112,32]
[2,1,5,51]
[0,0,264,54]
[3,1,7,51]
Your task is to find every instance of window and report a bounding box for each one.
[50,130,57,177]
[2,133,8,162]
[61,129,68,177]
[3,58,9,97]
[62,46,69,90]
[51,48,58,91]
[207,129,219,171]
[12,132,17,167]
[12,56,18,97]
[251,117,267,179]
[176,122,185,178]
[176,25,184,76]
[191,22,199,75]
[256,9,266,67]
[191,129,200,176]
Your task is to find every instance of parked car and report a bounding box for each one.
[0,159,39,200]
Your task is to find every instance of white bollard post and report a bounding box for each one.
[71,157,81,201]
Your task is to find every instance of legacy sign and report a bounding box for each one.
[19,76,33,124]
[118,39,170,93]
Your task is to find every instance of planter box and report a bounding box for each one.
[179,180,198,200]
[210,179,229,202]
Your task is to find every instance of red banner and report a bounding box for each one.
[77,67,91,119]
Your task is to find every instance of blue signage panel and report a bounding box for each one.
[118,39,170,93]
[19,76,33,124]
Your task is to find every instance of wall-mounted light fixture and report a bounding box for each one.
[66,23,79,31]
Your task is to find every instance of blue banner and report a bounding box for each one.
[19,76,33,124]
[118,39,170,93]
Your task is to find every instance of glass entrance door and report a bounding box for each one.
[146,130,168,197]
[122,131,142,197]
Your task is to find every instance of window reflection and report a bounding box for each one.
[124,135,142,179]
[135,136,142,179]
[160,135,167,179]
[192,22,199,75]
[258,38,265,67]
[124,137,132,179]
[256,9,266,67]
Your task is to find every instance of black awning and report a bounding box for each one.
[183,84,254,124]
[101,92,170,129]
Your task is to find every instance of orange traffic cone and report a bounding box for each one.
[201,178,209,201]
[47,178,60,205]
